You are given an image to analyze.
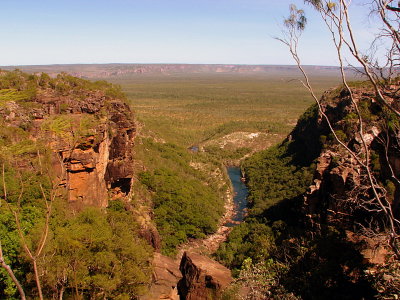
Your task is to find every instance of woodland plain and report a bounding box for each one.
[105,70,346,257]
[107,70,343,149]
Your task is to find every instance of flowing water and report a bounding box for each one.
[176,166,248,255]
[225,166,248,227]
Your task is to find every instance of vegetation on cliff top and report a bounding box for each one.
[0,70,152,299]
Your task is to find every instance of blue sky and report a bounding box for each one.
[0,0,378,66]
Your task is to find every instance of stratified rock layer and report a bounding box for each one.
[0,78,136,208]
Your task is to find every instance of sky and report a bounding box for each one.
[0,0,381,66]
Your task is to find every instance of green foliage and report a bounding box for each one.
[329,129,348,143]
[43,115,72,137]
[385,180,396,202]
[0,70,37,106]
[41,114,97,146]
[359,99,376,122]
[0,69,37,91]
[243,141,315,216]
[0,125,30,160]
[384,107,400,132]
[140,167,223,255]
[0,89,34,105]
[0,209,23,299]
[39,206,152,298]
[216,222,275,273]
[222,258,298,300]
[54,73,126,99]
[370,150,381,173]
[135,137,225,255]
[0,163,52,299]
[296,103,319,125]
[2,152,143,296]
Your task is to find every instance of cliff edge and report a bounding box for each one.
[0,70,135,208]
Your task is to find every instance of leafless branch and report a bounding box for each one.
[280,0,400,258]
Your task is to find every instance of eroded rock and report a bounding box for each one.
[178,252,232,300]
[142,253,182,300]
[0,81,136,208]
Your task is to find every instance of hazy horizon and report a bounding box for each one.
[1,0,377,67]
[1,62,344,68]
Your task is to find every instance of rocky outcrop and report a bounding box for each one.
[0,74,136,208]
[46,98,136,208]
[142,253,182,300]
[143,251,233,300]
[104,103,136,196]
[139,222,162,251]
[291,83,400,267]
[178,252,232,300]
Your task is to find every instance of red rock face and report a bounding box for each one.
[105,107,136,195]
[178,252,232,300]
[62,101,135,208]
[64,144,110,207]
[1,86,136,208]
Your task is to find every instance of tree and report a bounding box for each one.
[38,206,152,299]
[278,0,400,259]
[0,241,26,300]
[0,150,61,300]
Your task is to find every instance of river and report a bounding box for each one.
[224,166,248,227]
[176,165,248,255]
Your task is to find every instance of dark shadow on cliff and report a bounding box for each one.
[259,197,377,300]
[281,228,377,300]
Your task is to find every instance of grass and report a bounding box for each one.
[109,72,343,148]
[0,89,34,107]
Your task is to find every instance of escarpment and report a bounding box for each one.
[298,86,400,228]
[0,71,136,208]
[217,82,400,299]
[280,83,400,273]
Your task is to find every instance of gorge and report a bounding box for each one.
[0,67,399,299]
[225,167,248,226]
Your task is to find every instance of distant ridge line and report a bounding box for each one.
[0,63,344,79]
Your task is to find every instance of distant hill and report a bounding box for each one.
[0,63,344,79]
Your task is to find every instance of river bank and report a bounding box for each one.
[176,166,248,258]
[144,166,248,300]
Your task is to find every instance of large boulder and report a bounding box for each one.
[178,252,232,300]
[142,253,182,300]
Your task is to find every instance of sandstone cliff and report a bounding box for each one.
[0,71,136,208]
[301,90,395,207]
[290,84,400,264]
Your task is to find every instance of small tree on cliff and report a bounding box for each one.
[278,0,400,259]
[0,149,65,300]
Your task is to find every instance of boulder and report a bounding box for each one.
[178,252,232,300]
[142,253,181,300]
